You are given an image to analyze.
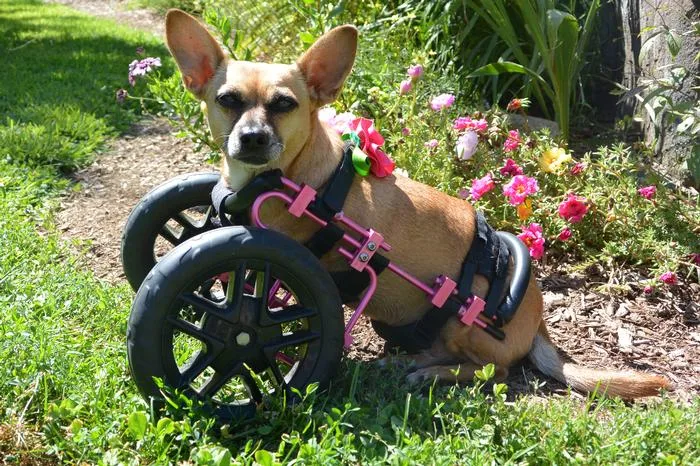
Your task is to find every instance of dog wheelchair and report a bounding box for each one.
[122,145,532,422]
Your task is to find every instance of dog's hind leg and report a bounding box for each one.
[406,361,509,385]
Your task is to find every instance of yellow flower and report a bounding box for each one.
[540,147,572,173]
[517,198,533,221]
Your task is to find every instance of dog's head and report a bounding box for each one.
[165,9,357,186]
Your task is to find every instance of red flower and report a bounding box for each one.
[659,271,677,285]
[499,158,523,177]
[517,223,545,259]
[348,118,395,178]
[557,194,589,223]
[570,162,585,175]
[507,98,522,112]
[558,227,572,241]
[638,185,657,200]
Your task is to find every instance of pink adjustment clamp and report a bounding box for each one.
[349,229,384,272]
[431,275,457,308]
[459,295,485,326]
[287,184,317,217]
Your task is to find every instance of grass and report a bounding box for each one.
[0,0,699,464]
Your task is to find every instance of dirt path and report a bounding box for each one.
[52,0,699,399]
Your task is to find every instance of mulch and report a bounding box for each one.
[51,0,699,401]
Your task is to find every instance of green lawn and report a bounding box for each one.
[0,0,698,464]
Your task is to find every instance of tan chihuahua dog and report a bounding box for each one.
[166,9,669,398]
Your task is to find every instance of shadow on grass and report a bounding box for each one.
[0,0,171,134]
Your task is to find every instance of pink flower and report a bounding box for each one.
[347,117,395,178]
[499,158,523,177]
[502,175,539,206]
[455,131,479,160]
[115,88,128,103]
[570,162,585,175]
[430,93,455,111]
[503,129,521,152]
[424,139,439,149]
[470,173,495,201]
[638,185,657,200]
[399,79,412,95]
[643,285,653,295]
[558,227,572,241]
[558,194,589,223]
[407,64,424,80]
[458,188,469,200]
[659,271,677,285]
[401,127,411,136]
[128,57,161,86]
[691,253,700,265]
[453,117,488,133]
[517,223,545,260]
[318,108,357,134]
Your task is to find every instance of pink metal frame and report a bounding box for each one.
[251,177,488,350]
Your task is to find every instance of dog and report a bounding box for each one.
[165,9,670,398]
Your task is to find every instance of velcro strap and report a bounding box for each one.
[211,177,236,226]
[330,254,389,303]
[314,142,356,220]
[304,223,345,257]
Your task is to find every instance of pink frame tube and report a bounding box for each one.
[249,176,486,349]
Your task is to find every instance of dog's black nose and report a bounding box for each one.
[239,129,270,149]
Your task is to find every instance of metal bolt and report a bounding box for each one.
[235,332,251,346]
[367,242,377,251]
[359,253,370,262]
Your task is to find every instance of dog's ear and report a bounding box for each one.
[165,9,225,98]
[297,25,358,106]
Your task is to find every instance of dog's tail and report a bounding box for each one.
[527,322,671,398]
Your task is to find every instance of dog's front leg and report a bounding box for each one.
[406,361,509,385]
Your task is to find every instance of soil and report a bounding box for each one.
[51,0,699,401]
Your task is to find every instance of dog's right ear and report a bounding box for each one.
[165,9,225,98]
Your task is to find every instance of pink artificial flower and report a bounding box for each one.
[470,173,495,201]
[424,139,439,149]
[502,175,539,206]
[399,79,412,95]
[455,131,479,160]
[430,93,455,111]
[401,127,411,136]
[570,162,585,175]
[659,271,677,285]
[499,158,523,177]
[517,223,545,260]
[638,185,657,200]
[503,129,522,152]
[347,117,395,178]
[453,117,488,133]
[643,285,654,295]
[558,227,572,241]
[458,188,469,200]
[407,64,424,80]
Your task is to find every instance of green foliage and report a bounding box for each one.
[463,0,600,140]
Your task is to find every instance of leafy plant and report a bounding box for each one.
[463,0,600,140]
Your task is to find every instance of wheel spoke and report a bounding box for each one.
[265,330,319,352]
[159,224,180,245]
[259,304,317,327]
[178,350,215,388]
[199,362,242,398]
[179,292,231,321]
[167,315,222,345]
[240,370,263,403]
[171,211,198,230]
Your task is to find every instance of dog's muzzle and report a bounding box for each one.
[227,127,282,167]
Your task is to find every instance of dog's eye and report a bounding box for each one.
[216,92,244,110]
[268,95,298,113]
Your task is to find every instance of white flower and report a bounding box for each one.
[456,130,479,160]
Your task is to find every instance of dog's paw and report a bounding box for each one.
[405,368,437,385]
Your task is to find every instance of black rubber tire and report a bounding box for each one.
[121,172,221,291]
[127,226,344,422]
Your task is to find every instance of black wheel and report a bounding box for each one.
[121,172,221,291]
[127,226,344,422]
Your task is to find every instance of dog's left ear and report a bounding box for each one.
[297,25,358,107]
